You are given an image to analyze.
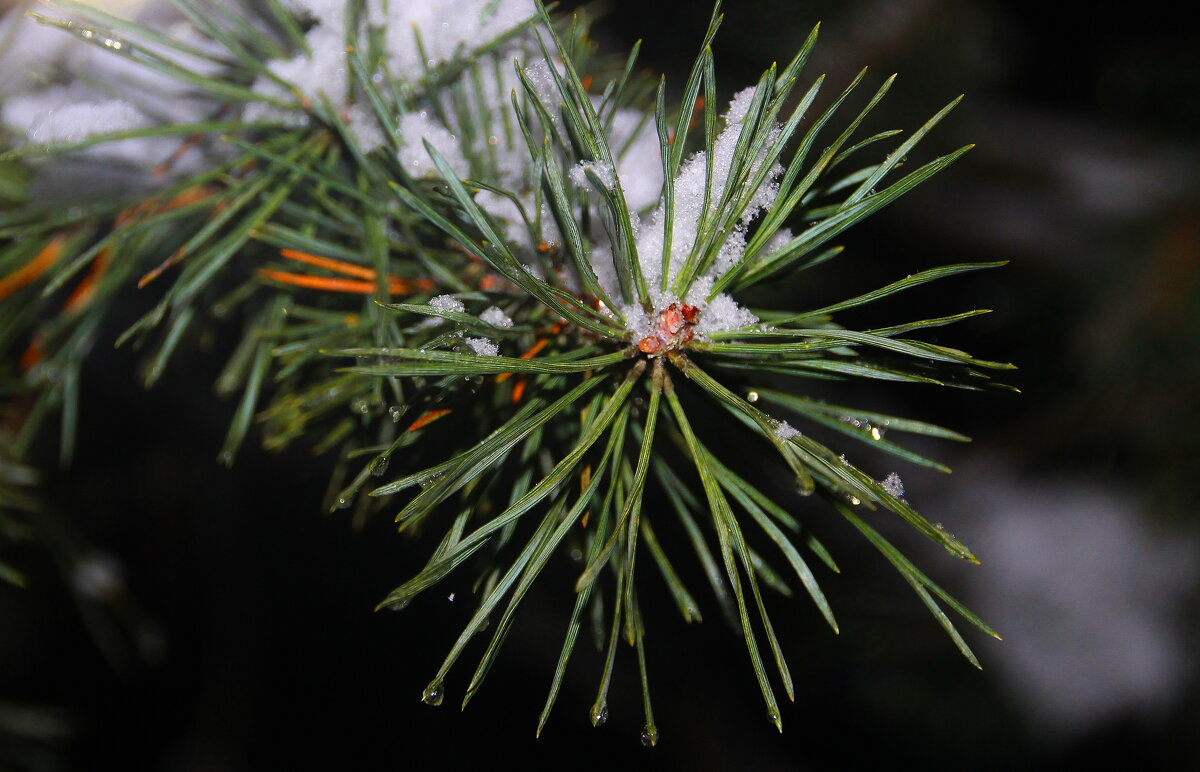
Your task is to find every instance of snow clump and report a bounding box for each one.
[479,306,514,328]
[465,337,500,356]
[429,294,466,313]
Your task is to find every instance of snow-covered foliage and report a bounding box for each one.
[0,0,1006,739]
[590,87,783,347]
[370,0,537,83]
[245,1,542,169]
[0,3,224,172]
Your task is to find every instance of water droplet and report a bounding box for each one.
[219,450,234,466]
[422,680,445,706]
[569,548,583,562]
[746,390,759,403]
[417,470,444,490]
[849,496,861,506]
[351,398,370,415]
[488,135,499,146]
[640,724,659,747]
[766,707,780,724]
[590,702,608,727]
[796,477,815,496]
[336,496,352,510]
[369,456,390,476]
[870,426,882,441]
[389,406,403,421]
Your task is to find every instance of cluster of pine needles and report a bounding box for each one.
[0,0,1014,743]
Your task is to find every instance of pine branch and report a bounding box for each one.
[0,0,1013,743]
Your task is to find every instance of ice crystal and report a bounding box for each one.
[883,472,905,499]
[774,420,800,441]
[429,294,465,313]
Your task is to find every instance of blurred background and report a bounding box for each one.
[1,0,1198,769]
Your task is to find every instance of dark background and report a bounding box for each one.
[2,0,1199,769]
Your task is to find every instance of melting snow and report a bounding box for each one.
[479,306,514,328]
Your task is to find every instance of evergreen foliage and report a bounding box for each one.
[0,0,1012,742]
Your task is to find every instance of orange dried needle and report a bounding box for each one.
[496,321,565,383]
[258,270,380,294]
[259,270,432,295]
[0,236,66,302]
[688,96,706,130]
[279,248,377,280]
[407,408,453,432]
[135,186,221,288]
[496,338,551,384]
[63,252,110,312]
[257,249,435,294]
[510,378,527,404]
[19,336,44,373]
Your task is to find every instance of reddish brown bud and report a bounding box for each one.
[638,336,663,354]
[660,303,686,335]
